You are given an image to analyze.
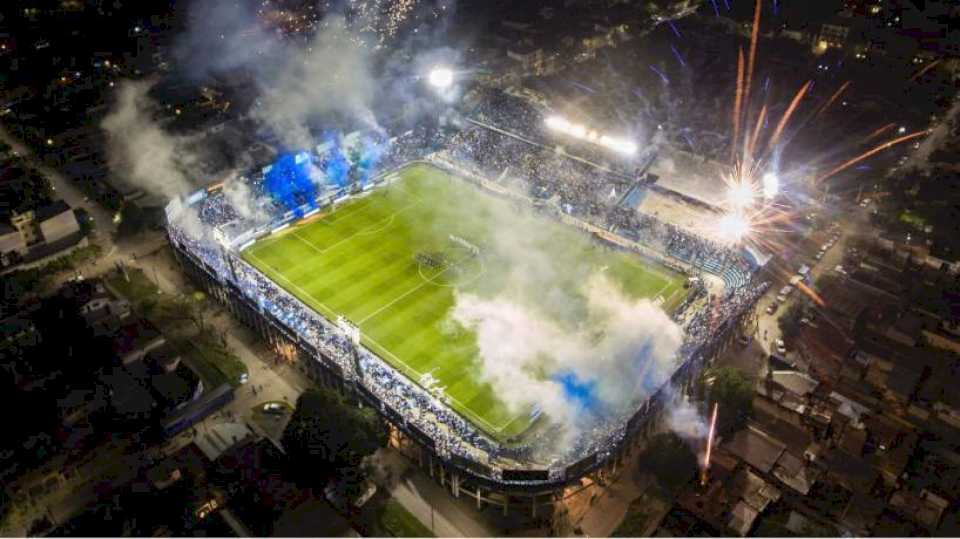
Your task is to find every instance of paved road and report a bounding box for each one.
[0,126,114,240]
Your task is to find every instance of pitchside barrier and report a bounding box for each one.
[501,469,550,482]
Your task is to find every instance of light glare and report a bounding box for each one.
[428,67,454,89]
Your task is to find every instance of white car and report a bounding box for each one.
[766,303,779,315]
[775,339,787,355]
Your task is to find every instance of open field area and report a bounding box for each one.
[242,163,688,441]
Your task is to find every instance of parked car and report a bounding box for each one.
[766,303,779,315]
[775,339,787,355]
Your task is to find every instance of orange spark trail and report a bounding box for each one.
[701,402,719,486]
[746,104,767,162]
[732,47,745,162]
[863,122,896,143]
[909,59,941,82]
[743,0,762,129]
[796,281,825,307]
[816,81,850,118]
[817,130,927,183]
[767,81,811,151]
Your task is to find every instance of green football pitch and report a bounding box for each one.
[242,163,688,441]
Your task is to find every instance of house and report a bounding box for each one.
[888,489,949,531]
[0,200,87,273]
[723,427,785,475]
[839,493,883,536]
[112,318,164,365]
[823,449,880,496]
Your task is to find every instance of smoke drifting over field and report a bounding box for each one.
[452,275,684,430]
[445,198,686,448]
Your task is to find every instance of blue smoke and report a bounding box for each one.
[264,151,318,216]
[354,134,388,186]
[554,371,600,412]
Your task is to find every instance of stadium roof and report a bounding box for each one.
[648,146,733,208]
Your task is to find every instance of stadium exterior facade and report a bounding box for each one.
[165,159,758,520]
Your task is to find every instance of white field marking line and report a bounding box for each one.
[320,180,422,226]
[291,230,326,256]
[357,253,517,433]
[313,199,422,255]
[355,256,458,326]
[361,332,504,433]
[653,277,674,299]
[665,286,683,308]
[245,251,339,320]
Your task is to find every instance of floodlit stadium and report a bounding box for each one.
[242,163,688,442]
[166,92,768,512]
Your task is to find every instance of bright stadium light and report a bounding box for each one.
[428,66,454,89]
[726,181,757,210]
[544,114,637,155]
[762,172,779,199]
[718,212,751,244]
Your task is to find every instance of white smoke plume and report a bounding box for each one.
[252,16,381,149]
[452,272,684,433]
[665,392,709,442]
[101,79,193,200]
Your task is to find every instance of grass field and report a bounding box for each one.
[242,163,687,441]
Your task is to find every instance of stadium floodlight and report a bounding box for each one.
[428,66,454,89]
[762,172,779,199]
[544,114,637,155]
[718,212,751,244]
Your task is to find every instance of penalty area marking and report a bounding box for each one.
[417,253,486,289]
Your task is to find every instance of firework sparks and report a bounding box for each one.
[863,122,896,143]
[767,80,811,151]
[732,47,745,162]
[817,130,927,183]
[701,402,719,486]
[909,59,941,82]
[746,104,767,161]
[743,0,762,128]
[816,81,851,118]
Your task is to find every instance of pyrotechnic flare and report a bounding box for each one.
[909,59,941,82]
[863,122,896,143]
[815,81,850,119]
[746,104,767,162]
[817,130,927,183]
[731,47,745,162]
[767,81,811,151]
[742,0,762,128]
[701,402,719,486]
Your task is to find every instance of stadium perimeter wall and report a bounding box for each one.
[164,163,744,521]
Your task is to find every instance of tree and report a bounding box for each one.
[703,367,754,436]
[116,204,147,237]
[638,432,697,493]
[281,388,388,492]
[777,302,805,341]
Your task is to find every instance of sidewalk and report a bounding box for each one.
[374,449,496,538]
